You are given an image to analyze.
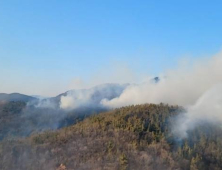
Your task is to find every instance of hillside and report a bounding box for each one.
[0,101,90,140]
[0,101,26,140]
[1,103,222,170]
[0,84,129,140]
[0,93,36,103]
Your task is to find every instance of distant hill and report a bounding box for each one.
[0,93,36,103]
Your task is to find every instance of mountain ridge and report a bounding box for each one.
[0,93,36,102]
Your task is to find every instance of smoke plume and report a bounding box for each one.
[3,52,222,140]
[60,83,128,110]
[102,53,222,107]
[101,52,222,137]
[172,84,222,138]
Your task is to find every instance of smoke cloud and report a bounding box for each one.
[60,83,128,110]
[56,52,222,139]
[172,84,222,138]
[102,53,222,107]
[100,52,222,137]
[3,52,222,140]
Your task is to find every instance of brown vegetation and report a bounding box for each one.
[0,103,222,169]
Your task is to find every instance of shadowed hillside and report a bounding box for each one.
[0,93,36,103]
[1,103,222,170]
[0,101,103,140]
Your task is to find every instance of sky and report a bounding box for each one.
[0,0,222,96]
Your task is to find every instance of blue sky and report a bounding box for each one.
[0,0,222,96]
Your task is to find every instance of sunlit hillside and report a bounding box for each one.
[1,104,222,170]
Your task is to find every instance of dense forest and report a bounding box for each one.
[0,103,222,170]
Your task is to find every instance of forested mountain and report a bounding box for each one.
[1,103,221,170]
[0,84,128,140]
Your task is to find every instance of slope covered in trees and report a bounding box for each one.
[0,104,222,170]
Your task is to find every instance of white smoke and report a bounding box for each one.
[60,89,93,110]
[101,52,222,107]
[100,52,222,138]
[60,83,128,110]
[36,51,222,138]
[172,84,222,138]
[33,98,58,109]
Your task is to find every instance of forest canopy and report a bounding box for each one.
[0,103,222,170]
